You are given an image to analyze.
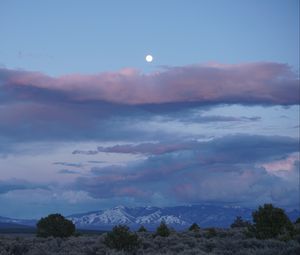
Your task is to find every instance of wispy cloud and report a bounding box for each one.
[53,162,83,168]
[57,169,80,174]
[0,179,48,194]
[74,134,298,158]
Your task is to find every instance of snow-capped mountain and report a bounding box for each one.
[69,206,189,229]
[69,206,135,226]
[68,205,299,230]
[67,204,255,230]
[1,205,299,230]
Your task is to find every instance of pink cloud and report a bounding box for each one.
[1,62,299,105]
[97,142,197,155]
[261,153,299,173]
[115,187,149,197]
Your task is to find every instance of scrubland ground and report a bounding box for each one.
[0,228,300,255]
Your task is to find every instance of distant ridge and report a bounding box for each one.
[1,205,299,230]
[67,204,299,230]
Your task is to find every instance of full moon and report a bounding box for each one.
[145,54,153,62]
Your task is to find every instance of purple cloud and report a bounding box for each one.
[0,179,48,194]
[53,162,83,167]
[1,62,299,106]
[0,62,298,146]
[75,135,298,160]
[58,169,79,174]
[96,142,197,155]
[74,134,299,207]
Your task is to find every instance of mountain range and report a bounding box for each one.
[1,205,299,230]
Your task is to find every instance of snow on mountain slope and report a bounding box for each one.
[2,205,299,230]
[68,206,190,228]
[69,206,135,225]
[135,210,187,225]
[67,204,254,228]
[135,210,162,224]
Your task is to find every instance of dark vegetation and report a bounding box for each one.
[188,223,200,232]
[230,216,251,228]
[155,221,171,237]
[249,204,295,240]
[36,214,75,238]
[0,204,299,254]
[104,225,140,252]
[137,225,147,232]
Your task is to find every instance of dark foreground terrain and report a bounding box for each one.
[1,228,300,255]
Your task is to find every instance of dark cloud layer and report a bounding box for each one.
[0,179,47,194]
[57,169,79,174]
[0,63,299,211]
[0,62,298,145]
[53,162,83,168]
[74,134,299,207]
[1,62,299,105]
[76,134,298,161]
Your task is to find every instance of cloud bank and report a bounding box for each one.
[74,135,299,207]
[0,62,298,144]
[0,62,299,216]
[1,62,299,106]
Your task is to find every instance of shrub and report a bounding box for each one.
[36,213,75,238]
[9,243,29,255]
[295,217,300,224]
[155,221,171,237]
[231,216,251,228]
[250,204,294,239]
[206,227,217,238]
[138,225,147,232]
[104,225,140,251]
[189,223,200,232]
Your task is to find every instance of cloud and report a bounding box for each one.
[87,160,106,164]
[53,162,83,167]
[72,149,99,155]
[171,165,299,208]
[57,169,80,174]
[74,134,299,208]
[73,142,198,156]
[1,62,298,215]
[175,114,261,124]
[0,179,48,194]
[260,152,300,180]
[0,188,101,219]
[1,62,299,106]
[0,62,298,148]
[75,134,298,160]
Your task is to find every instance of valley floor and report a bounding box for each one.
[0,228,300,255]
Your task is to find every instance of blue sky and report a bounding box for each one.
[1,0,299,74]
[0,0,299,219]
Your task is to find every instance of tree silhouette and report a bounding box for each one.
[36,214,75,238]
[250,204,294,239]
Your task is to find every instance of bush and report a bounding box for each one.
[138,225,147,232]
[36,213,75,238]
[250,204,294,239]
[189,223,200,232]
[231,216,251,228]
[206,228,217,238]
[155,221,171,237]
[104,225,140,251]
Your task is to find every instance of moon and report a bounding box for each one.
[145,54,153,63]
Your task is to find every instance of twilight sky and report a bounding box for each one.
[0,0,299,219]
